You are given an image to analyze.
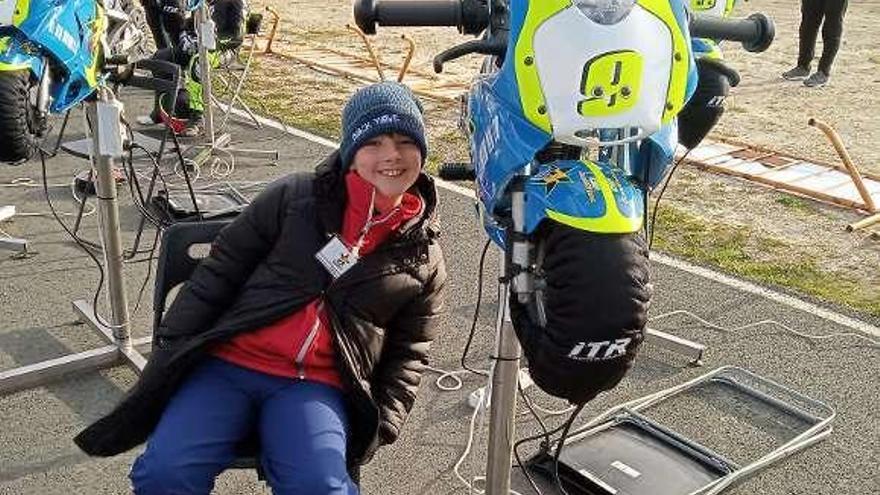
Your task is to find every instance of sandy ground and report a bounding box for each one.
[255,0,880,175]
[239,0,879,312]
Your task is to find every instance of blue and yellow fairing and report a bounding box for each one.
[467,0,697,245]
[0,0,106,112]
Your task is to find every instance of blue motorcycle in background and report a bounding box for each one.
[0,0,153,163]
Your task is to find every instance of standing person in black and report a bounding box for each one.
[782,0,849,87]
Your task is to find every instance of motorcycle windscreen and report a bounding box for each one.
[512,0,692,145]
[524,159,644,234]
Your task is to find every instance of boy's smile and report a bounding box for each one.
[351,133,422,212]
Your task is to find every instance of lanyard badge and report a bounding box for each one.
[316,236,359,279]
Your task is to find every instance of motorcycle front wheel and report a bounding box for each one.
[509,221,653,404]
[0,70,41,164]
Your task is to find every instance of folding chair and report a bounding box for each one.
[153,219,265,479]
[153,220,362,485]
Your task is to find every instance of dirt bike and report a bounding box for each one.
[354,0,773,492]
[0,0,154,163]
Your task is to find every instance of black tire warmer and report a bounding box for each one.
[677,57,738,150]
[509,221,652,405]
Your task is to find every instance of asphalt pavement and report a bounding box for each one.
[0,88,877,495]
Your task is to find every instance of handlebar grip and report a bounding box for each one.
[354,0,487,35]
[689,12,775,53]
[355,0,462,33]
[438,162,476,181]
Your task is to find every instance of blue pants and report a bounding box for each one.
[131,357,359,495]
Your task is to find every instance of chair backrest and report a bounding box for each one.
[153,220,232,333]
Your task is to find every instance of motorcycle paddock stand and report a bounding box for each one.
[483,173,531,495]
[0,86,149,395]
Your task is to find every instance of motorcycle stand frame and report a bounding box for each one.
[0,87,149,395]
[181,3,278,171]
[0,205,30,257]
[481,169,710,494]
[528,366,836,495]
[212,32,265,131]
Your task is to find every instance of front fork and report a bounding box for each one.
[34,59,51,132]
[485,170,543,495]
[508,170,547,325]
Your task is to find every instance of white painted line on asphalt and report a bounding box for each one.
[222,103,339,149]
[651,253,880,338]
[224,105,880,338]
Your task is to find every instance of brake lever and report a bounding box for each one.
[433,39,506,73]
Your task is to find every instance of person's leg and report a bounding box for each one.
[259,381,358,495]
[797,0,824,70]
[130,358,258,495]
[141,48,177,124]
[140,0,168,50]
[817,0,848,75]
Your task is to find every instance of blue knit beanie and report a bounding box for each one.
[340,82,428,170]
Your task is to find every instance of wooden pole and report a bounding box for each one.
[809,118,877,213]
[397,34,415,82]
[264,6,280,54]
[846,212,880,232]
[346,24,386,81]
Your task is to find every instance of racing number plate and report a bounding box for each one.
[0,0,18,26]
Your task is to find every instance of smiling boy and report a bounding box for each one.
[75,82,447,495]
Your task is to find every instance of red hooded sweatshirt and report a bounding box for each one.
[211,172,424,389]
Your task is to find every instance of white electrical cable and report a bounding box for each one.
[2,177,72,188]
[650,309,880,347]
[424,366,469,391]
[11,173,97,218]
[174,156,202,182]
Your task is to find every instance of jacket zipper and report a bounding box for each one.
[293,300,324,379]
[324,300,380,466]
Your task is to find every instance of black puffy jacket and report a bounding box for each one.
[74,151,447,467]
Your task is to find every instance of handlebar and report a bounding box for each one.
[354,0,488,35]
[689,13,775,53]
[353,0,775,72]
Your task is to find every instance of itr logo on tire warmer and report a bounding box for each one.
[567,338,632,361]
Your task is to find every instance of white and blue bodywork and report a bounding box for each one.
[465,0,699,245]
[0,0,105,112]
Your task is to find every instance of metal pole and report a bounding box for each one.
[485,177,528,494]
[196,1,216,144]
[87,91,132,348]
[484,280,520,494]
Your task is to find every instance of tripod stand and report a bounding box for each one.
[183,1,278,168]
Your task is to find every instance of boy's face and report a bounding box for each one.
[350,133,422,202]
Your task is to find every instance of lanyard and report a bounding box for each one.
[350,188,401,258]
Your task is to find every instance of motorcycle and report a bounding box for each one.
[354,0,773,404]
[0,0,154,163]
[356,1,773,492]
